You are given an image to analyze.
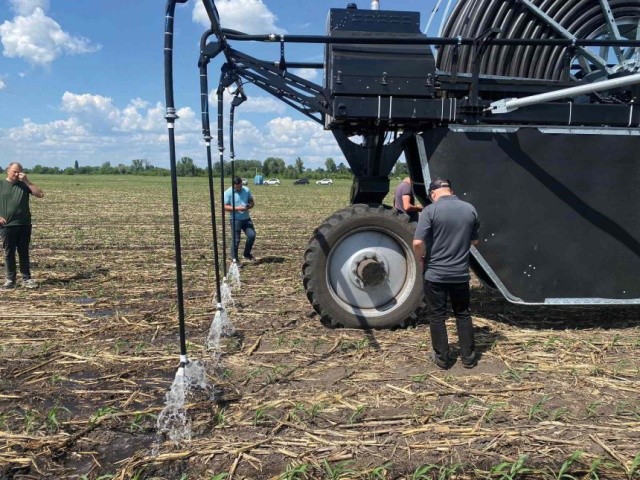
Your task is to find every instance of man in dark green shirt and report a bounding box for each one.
[0,162,45,289]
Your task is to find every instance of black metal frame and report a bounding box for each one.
[195,0,640,205]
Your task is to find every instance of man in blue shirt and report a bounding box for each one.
[224,177,256,262]
[413,178,480,369]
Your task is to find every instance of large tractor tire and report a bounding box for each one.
[302,204,425,329]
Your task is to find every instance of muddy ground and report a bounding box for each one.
[1,176,639,479]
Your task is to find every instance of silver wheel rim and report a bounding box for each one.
[326,228,417,316]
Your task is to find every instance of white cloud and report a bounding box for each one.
[9,0,49,16]
[8,117,89,144]
[0,7,100,66]
[243,96,287,114]
[0,92,344,169]
[0,77,6,90]
[208,91,287,115]
[193,0,284,34]
[58,92,200,134]
[262,117,344,168]
[0,92,205,167]
[291,68,319,82]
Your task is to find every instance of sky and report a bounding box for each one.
[0,0,435,170]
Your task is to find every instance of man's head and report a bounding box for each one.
[233,176,243,191]
[402,176,411,185]
[6,162,23,183]
[428,177,453,202]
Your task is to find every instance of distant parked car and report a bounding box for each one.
[263,178,281,185]
[316,178,333,185]
[293,178,309,185]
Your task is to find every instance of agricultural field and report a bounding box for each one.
[1,175,639,480]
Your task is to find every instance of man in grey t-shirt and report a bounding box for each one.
[394,177,423,221]
[413,178,480,369]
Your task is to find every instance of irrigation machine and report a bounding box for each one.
[164,0,640,330]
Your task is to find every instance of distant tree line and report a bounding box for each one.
[22,156,384,179]
[10,157,409,178]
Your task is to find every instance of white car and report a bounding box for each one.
[316,178,333,185]
[263,178,281,185]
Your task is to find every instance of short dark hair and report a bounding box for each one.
[233,176,243,185]
[428,177,452,193]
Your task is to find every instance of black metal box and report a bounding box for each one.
[326,8,435,99]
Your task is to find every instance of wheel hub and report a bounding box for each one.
[328,231,410,309]
[355,257,386,287]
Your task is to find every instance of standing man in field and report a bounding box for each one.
[413,178,480,369]
[394,177,423,221]
[224,176,256,263]
[0,162,45,289]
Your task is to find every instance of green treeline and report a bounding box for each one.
[22,156,383,179]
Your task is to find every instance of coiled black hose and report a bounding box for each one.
[437,0,640,80]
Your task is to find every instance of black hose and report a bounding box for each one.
[217,83,228,274]
[199,31,224,307]
[229,97,237,263]
[163,0,187,361]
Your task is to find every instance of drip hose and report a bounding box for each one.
[217,83,228,275]
[229,98,237,262]
[164,0,187,360]
[199,30,224,306]
[437,0,640,81]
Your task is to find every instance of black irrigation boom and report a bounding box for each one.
[167,0,640,330]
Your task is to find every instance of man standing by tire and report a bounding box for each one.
[394,177,423,221]
[0,162,45,289]
[413,178,480,369]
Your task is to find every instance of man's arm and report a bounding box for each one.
[223,192,239,212]
[402,195,422,213]
[19,174,44,198]
[470,212,480,247]
[224,203,247,212]
[412,239,426,270]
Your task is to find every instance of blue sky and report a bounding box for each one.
[0,0,432,170]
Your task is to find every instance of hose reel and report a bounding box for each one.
[437,0,640,81]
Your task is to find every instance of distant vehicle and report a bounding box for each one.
[316,178,333,185]
[263,178,281,185]
[241,178,248,185]
[293,178,309,185]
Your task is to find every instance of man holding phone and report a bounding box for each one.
[0,162,45,289]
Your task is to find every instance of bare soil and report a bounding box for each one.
[1,176,639,479]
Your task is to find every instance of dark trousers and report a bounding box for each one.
[230,218,256,260]
[424,281,475,358]
[1,225,32,282]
